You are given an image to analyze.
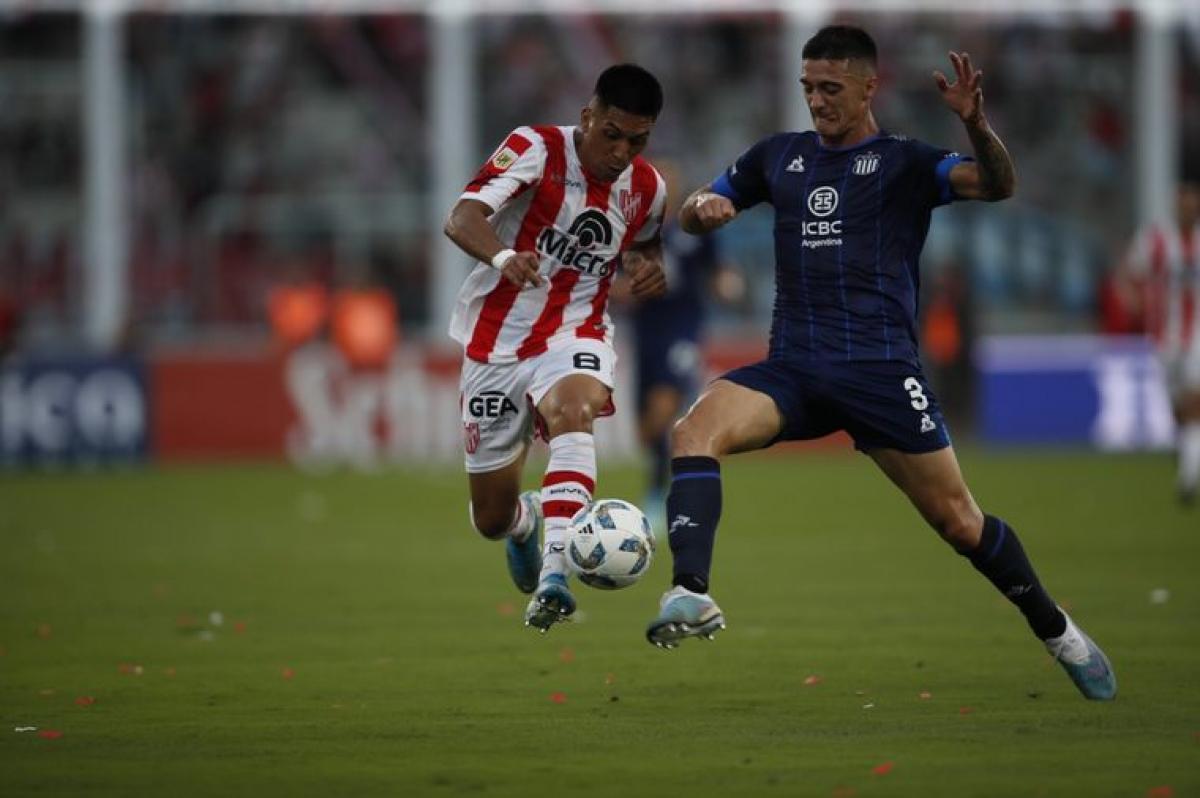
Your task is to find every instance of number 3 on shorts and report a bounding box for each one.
[903,377,929,411]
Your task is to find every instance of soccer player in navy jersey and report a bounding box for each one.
[646,25,1117,701]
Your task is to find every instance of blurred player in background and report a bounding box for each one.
[1124,182,1200,505]
[444,64,668,633]
[648,25,1117,701]
[614,158,745,530]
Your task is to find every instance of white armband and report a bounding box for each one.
[490,249,517,270]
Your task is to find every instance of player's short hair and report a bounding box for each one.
[594,63,663,119]
[802,25,878,68]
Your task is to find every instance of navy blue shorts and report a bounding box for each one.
[721,358,952,454]
[635,336,702,409]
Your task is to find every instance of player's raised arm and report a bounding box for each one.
[443,198,542,287]
[934,51,1016,202]
[679,185,738,235]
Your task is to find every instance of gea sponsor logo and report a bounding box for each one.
[467,390,519,418]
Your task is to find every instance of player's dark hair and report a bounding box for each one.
[594,63,663,119]
[802,25,877,67]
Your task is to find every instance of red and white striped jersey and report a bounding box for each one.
[1128,222,1200,354]
[449,125,667,364]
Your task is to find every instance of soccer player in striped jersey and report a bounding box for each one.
[647,25,1117,701]
[444,64,669,633]
[1125,182,1200,505]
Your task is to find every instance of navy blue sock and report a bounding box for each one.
[666,456,721,594]
[966,515,1066,640]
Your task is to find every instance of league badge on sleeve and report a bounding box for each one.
[491,146,520,171]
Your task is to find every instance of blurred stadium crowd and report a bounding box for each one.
[2,9,1198,355]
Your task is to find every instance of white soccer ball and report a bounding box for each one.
[566,498,656,590]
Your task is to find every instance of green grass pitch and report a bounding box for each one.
[1,450,1197,797]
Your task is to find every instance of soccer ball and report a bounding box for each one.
[566,499,655,590]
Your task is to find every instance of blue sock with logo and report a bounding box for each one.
[666,456,721,594]
[965,515,1066,640]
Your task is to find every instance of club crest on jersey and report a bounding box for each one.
[463,422,481,454]
[618,190,643,224]
[491,146,519,171]
[853,153,880,176]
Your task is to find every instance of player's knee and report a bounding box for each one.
[469,502,512,541]
[932,500,984,552]
[670,415,712,457]
[543,401,595,436]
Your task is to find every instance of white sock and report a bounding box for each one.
[507,496,535,542]
[1044,613,1089,665]
[1179,423,1200,492]
[467,497,534,541]
[539,431,596,578]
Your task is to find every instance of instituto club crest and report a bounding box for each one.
[463,421,480,454]
[619,189,642,224]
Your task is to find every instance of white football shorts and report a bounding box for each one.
[1162,347,1200,399]
[459,338,617,473]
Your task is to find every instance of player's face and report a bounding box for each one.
[800,59,877,144]
[578,102,656,182]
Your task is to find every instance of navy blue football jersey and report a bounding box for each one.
[712,131,970,365]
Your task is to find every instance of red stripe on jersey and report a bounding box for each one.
[516,268,581,359]
[577,157,659,340]
[585,172,611,209]
[620,157,660,242]
[516,126,567,252]
[543,500,586,519]
[1184,294,1196,347]
[541,470,597,494]
[575,271,613,342]
[464,132,533,194]
[465,127,567,363]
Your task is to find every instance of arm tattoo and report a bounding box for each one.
[965,118,1016,200]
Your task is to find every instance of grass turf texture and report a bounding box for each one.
[1,451,1197,797]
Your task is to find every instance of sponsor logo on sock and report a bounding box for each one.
[1005,584,1033,598]
[668,515,700,535]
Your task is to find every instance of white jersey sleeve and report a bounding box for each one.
[460,127,547,212]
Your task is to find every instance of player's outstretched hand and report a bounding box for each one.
[933,51,984,123]
[497,251,543,288]
[690,192,737,231]
[623,249,667,300]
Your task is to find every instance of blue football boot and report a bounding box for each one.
[505,491,542,595]
[646,585,726,649]
[524,572,576,633]
[1045,610,1117,701]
